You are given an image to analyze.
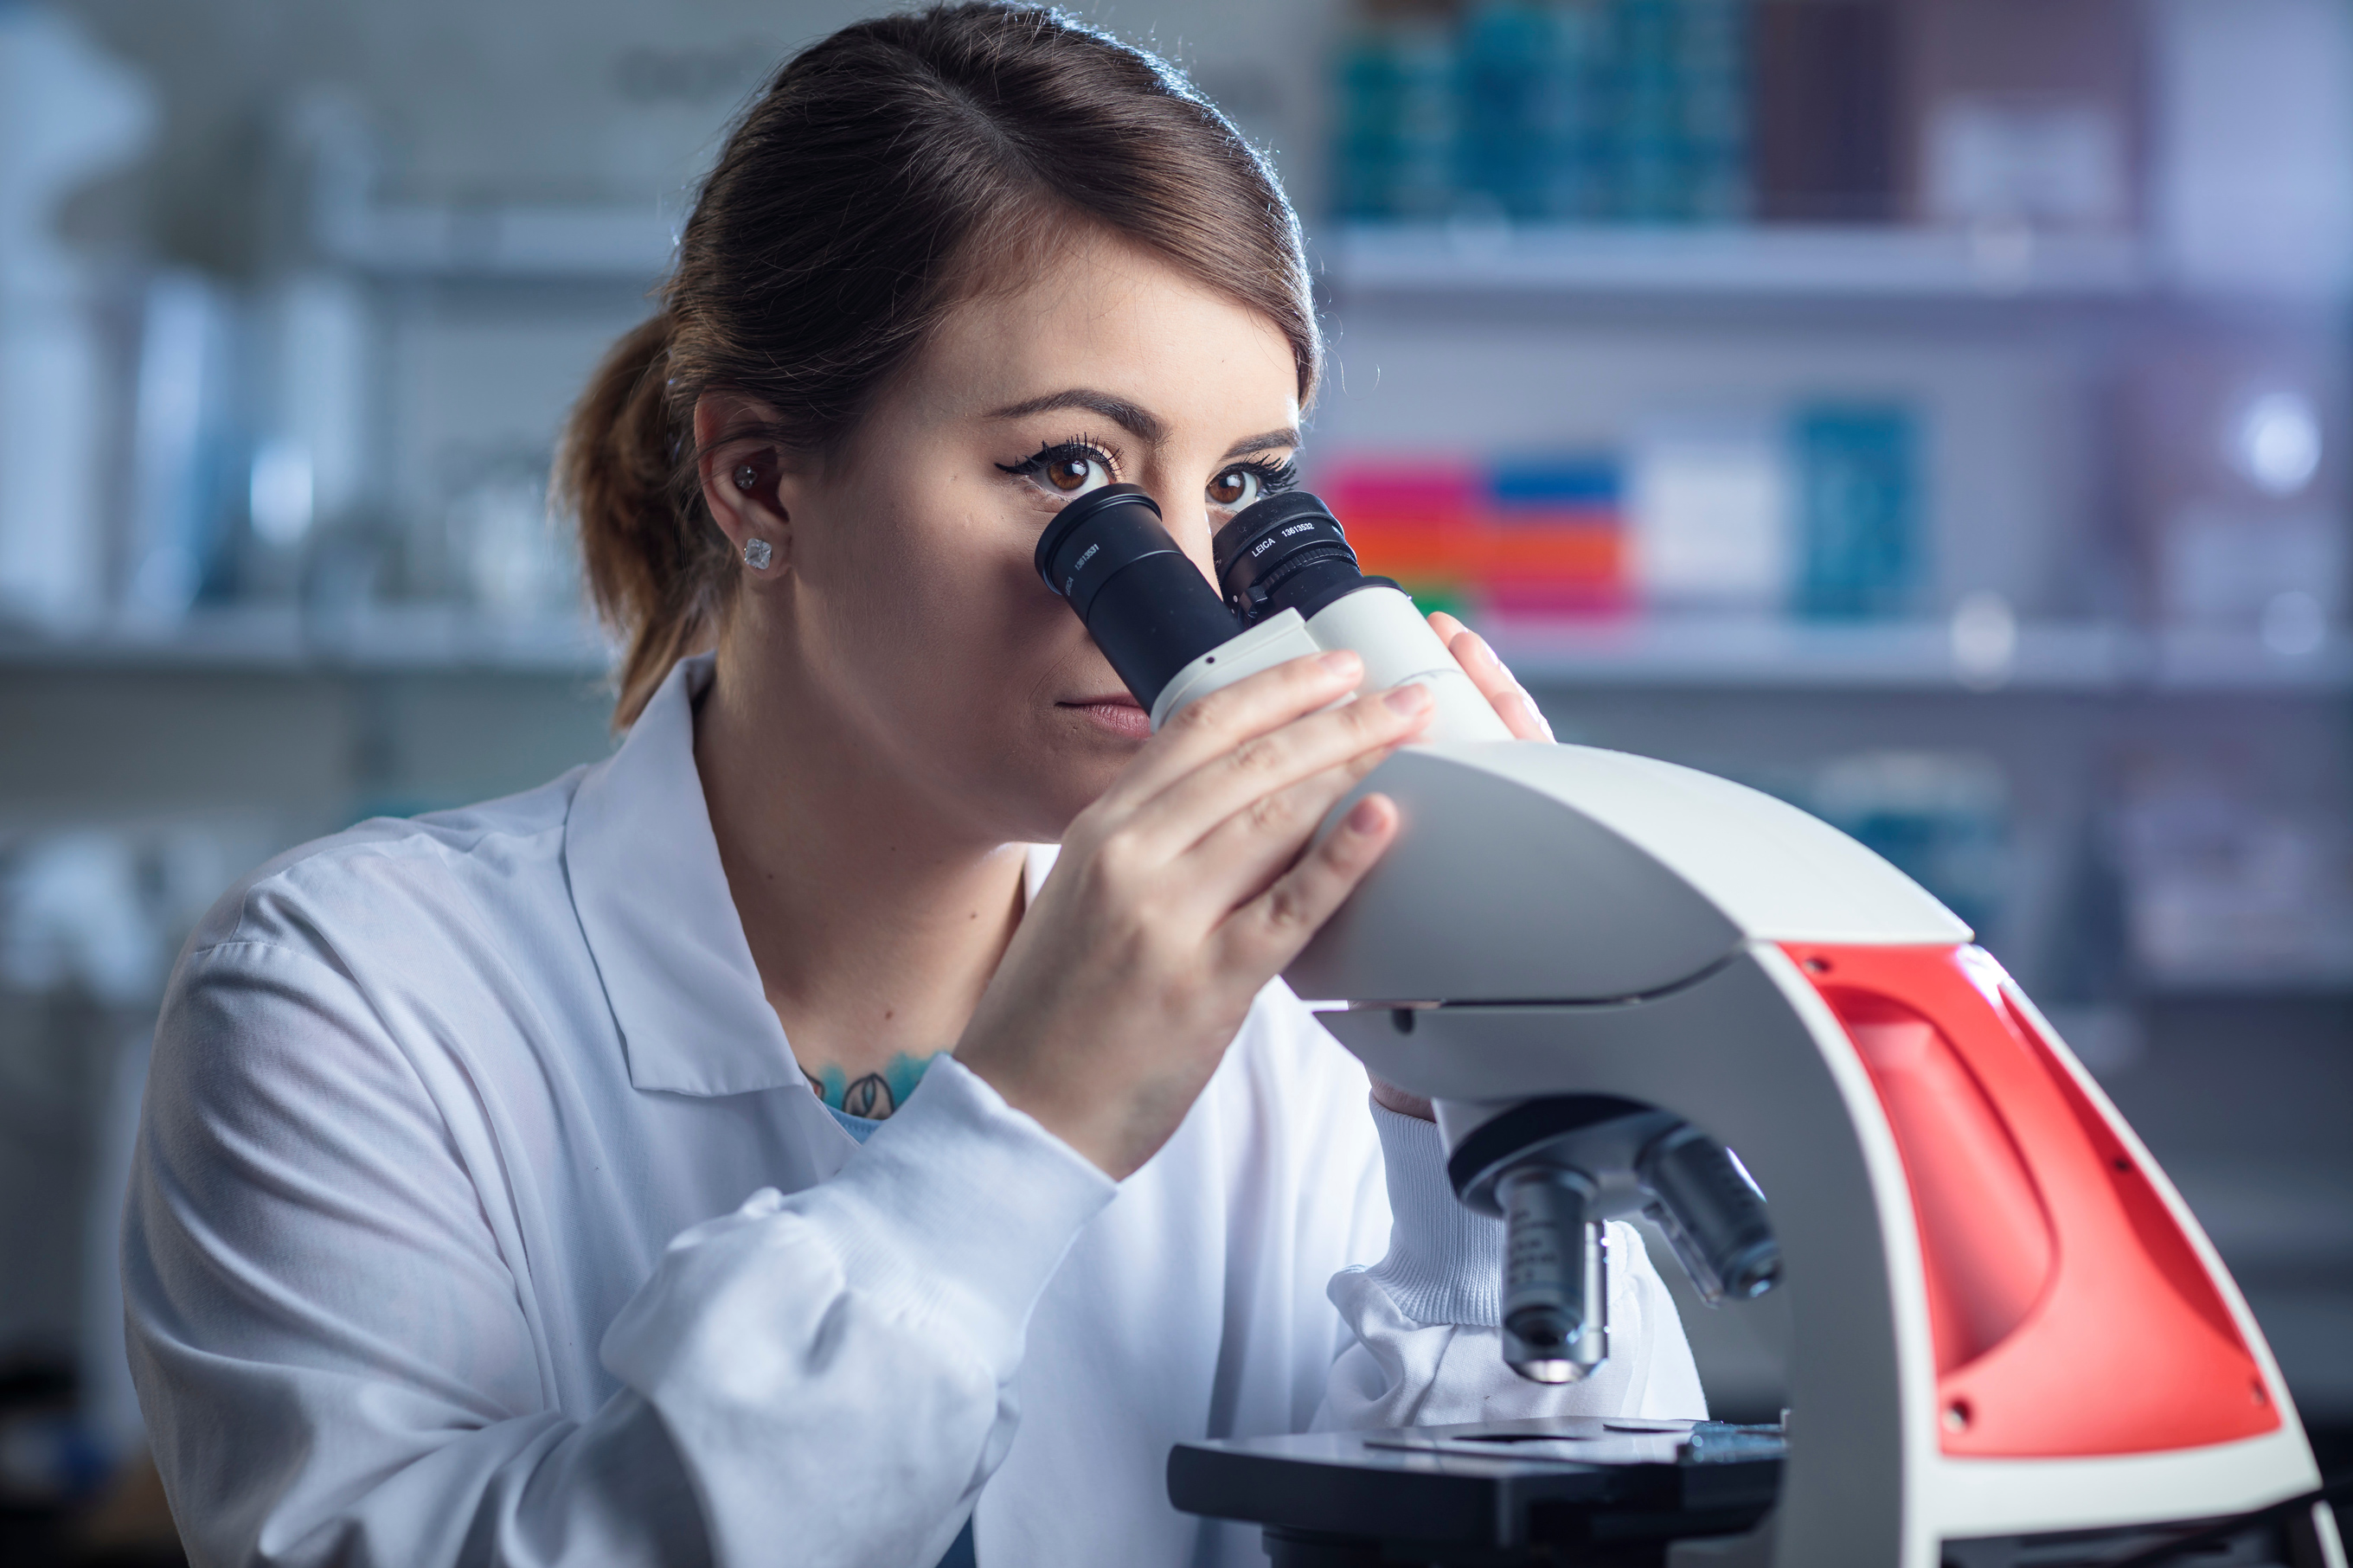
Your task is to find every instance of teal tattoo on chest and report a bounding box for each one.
[802,1051,951,1119]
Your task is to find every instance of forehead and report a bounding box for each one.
[907,231,1300,437]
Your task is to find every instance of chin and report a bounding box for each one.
[1020,728,1138,826]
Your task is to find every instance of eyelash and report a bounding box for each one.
[1224,456,1302,497]
[994,440,1303,498]
[996,438,1120,483]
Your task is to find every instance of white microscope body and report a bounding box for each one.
[1287,737,2331,1567]
[1034,483,2339,1567]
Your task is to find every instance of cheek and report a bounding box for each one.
[824,489,1066,729]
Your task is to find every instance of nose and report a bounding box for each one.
[1144,490,1221,591]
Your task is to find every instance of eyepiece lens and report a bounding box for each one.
[1032,483,1240,714]
[1210,491,1384,625]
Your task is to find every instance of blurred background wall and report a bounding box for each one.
[0,0,2348,1559]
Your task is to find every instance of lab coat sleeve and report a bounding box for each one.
[1316,1101,1707,1430]
[125,937,1114,1568]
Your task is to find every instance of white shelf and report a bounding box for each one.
[0,605,617,675]
[1324,222,2153,301]
[1488,617,2353,694]
[5,608,2346,694]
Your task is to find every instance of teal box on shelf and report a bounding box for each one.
[1455,0,1607,221]
[1332,19,1459,221]
[1793,403,1918,620]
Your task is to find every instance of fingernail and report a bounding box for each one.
[1347,797,1383,834]
[1318,650,1361,678]
[1384,682,1433,714]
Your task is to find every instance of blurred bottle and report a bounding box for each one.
[0,4,155,628]
[1793,403,1917,620]
[2113,772,2353,990]
[446,455,580,621]
[124,272,241,624]
[1333,3,1460,221]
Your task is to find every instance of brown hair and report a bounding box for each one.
[557,2,1321,726]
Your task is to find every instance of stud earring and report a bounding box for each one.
[733,464,759,491]
[742,537,773,571]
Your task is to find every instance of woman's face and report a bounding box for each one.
[744,232,1303,844]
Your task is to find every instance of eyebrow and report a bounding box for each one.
[985,388,1167,447]
[984,388,1301,463]
[1222,428,1302,461]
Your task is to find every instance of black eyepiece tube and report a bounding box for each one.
[1034,484,1241,713]
[1211,491,1394,627]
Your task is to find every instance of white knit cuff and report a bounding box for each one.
[1358,1098,1506,1328]
[823,1056,1118,1373]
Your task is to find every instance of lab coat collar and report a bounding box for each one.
[564,654,1063,1098]
[567,654,804,1097]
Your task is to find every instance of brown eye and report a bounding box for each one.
[1209,466,1261,510]
[1010,446,1111,499]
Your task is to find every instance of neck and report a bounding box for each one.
[695,629,1028,1112]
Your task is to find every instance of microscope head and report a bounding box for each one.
[1285,739,1970,1014]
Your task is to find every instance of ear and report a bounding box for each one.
[694,392,796,575]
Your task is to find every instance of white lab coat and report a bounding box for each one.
[123,654,1702,1568]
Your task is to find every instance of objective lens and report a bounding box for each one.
[1497,1163,1609,1384]
[1638,1125,1780,1304]
[1211,492,1394,627]
[1035,484,1241,713]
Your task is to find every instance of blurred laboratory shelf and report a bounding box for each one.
[1324,222,2156,302]
[317,200,678,282]
[7,609,2350,694]
[0,605,617,676]
[1491,617,2353,694]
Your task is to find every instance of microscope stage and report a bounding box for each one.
[1167,1417,1783,1562]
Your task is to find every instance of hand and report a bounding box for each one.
[1366,611,1550,1123]
[956,652,1435,1179]
[1427,610,1554,742]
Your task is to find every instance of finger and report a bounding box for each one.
[1369,1076,1436,1120]
[1445,624,1554,742]
[1094,650,1365,815]
[1125,681,1432,867]
[1217,791,1400,973]
[1166,739,1401,919]
[1427,609,1470,646]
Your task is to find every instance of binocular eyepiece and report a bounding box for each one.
[1033,483,1395,719]
[1036,480,1512,741]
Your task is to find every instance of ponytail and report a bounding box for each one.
[556,312,730,728]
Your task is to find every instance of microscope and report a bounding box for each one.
[1035,485,2342,1568]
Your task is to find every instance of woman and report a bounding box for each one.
[124,7,1703,1565]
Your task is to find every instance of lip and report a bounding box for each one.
[1060,693,1151,739]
